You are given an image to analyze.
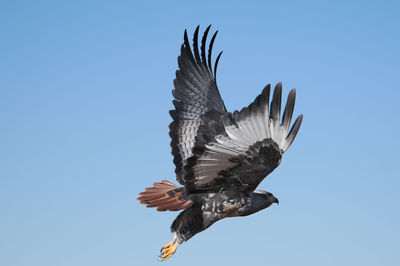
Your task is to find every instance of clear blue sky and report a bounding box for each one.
[1,1,399,265]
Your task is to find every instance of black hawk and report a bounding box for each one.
[138,26,303,261]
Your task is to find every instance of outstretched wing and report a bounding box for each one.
[170,26,227,185]
[183,83,303,192]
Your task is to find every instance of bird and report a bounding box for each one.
[137,25,303,261]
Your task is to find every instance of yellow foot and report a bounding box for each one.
[160,234,179,261]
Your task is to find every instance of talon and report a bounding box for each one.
[160,234,179,261]
[163,242,172,249]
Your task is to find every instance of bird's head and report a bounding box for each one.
[243,190,279,216]
[254,190,279,205]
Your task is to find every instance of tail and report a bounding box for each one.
[137,180,192,211]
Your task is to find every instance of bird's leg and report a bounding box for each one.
[160,234,179,261]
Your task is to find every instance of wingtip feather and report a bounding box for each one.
[193,26,201,64]
[208,30,218,69]
[270,82,282,121]
[281,88,296,132]
[214,51,223,78]
[283,114,303,151]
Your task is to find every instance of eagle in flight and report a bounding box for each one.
[138,26,303,261]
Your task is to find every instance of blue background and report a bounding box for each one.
[1,1,399,265]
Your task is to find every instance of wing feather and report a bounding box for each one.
[169,26,227,185]
[183,84,303,191]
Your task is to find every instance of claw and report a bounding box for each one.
[160,234,179,261]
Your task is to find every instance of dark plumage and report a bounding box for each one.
[137,25,303,261]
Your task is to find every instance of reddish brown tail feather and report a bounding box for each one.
[137,180,192,211]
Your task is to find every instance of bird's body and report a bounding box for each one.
[138,26,303,261]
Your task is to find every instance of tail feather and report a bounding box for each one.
[137,180,193,212]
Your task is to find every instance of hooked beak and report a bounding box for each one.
[273,197,279,205]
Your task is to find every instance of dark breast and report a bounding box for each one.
[200,192,251,218]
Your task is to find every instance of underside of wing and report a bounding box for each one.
[169,26,227,185]
[184,83,303,192]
